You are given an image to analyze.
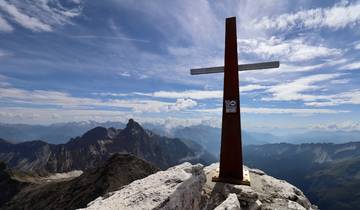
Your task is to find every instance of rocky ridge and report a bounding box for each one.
[0,119,215,174]
[0,162,28,206]
[244,142,360,210]
[82,162,317,210]
[2,154,159,210]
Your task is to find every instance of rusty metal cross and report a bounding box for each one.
[190,17,280,185]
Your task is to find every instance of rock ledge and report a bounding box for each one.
[81,162,205,210]
[82,162,318,210]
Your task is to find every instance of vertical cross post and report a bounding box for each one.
[190,16,279,185]
[212,17,248,185]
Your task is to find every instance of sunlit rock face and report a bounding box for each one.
[82,162,317,210]
[213,193,241,210]
[202,163,317,210]
[81,162,206,210]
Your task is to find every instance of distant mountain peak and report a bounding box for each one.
[123,119,145,135]
[81,126,110,140]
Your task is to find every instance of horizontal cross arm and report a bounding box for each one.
[190,61,280,75]
[190,66,224,75]
[239,61,280,71]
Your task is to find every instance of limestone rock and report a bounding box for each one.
[201,163,318,210]
[81,162,205,210]
[81,162,317,210]
[214,193,241,210]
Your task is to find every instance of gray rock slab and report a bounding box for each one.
[80,162,205,210]
[214,193,241,210]
[201,163,317,210]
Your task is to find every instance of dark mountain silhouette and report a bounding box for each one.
[0,162,28,207]
[244,142,360,210]
[0,119,215,174]
[2,153,159,210]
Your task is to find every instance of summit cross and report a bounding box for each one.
[190,17,280,185]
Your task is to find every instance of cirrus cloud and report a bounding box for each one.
[0,0,82,32]
[252,1,360,31]
[195,107,348,116]
[0,14,12,31]
[238,37,342,62]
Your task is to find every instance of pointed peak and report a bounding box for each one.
[124,119,145,134]
[82,126,109,140]
[126,119,142,129]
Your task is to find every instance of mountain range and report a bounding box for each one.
[244,142,360,210]
[0,119,216,175]
[1,120,360,209]
[173,125,276,157]
[0,121,126,144]
[2,121,359,148]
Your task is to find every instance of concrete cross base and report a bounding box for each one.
[212,168,251,186]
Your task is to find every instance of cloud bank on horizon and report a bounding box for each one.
[0,0,359,132]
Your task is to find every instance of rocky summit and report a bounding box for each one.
[82,162,317,210]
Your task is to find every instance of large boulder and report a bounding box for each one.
[82,162,317,210]
[214,193,241,210]
[203,163,318,210]
[81,162,206,210]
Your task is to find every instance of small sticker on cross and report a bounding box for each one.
[225,100,237,113]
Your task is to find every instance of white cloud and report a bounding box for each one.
[195,107,348,116]
[0,86,198,113]
[311,121,360,131]
[0,107,221,128]
[252,2,360,31]
[242,107,348,115]
[168,98,197,111]
[260,74,359,106]
[92,92,129,97]
[0,15,12,32]
[0,107,129,125]
[135,85,268,100]
[340,61,360,70]
[240,84,268,92]
[258,73,360,107]
[355,42,360,50]
[0,73,10,87]
[0,0,52,31]
[263,73,342,102]
[330,79,350,84]
[0,49,10,57]
[0,0,82,32]
[256,58,348,75]
[140,90,222,100]
[118,71,131,77]
[238,37,341,62]
[70,35,149,43]
[305,89,360,107]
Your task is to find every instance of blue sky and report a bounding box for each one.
[0,0,359,133]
